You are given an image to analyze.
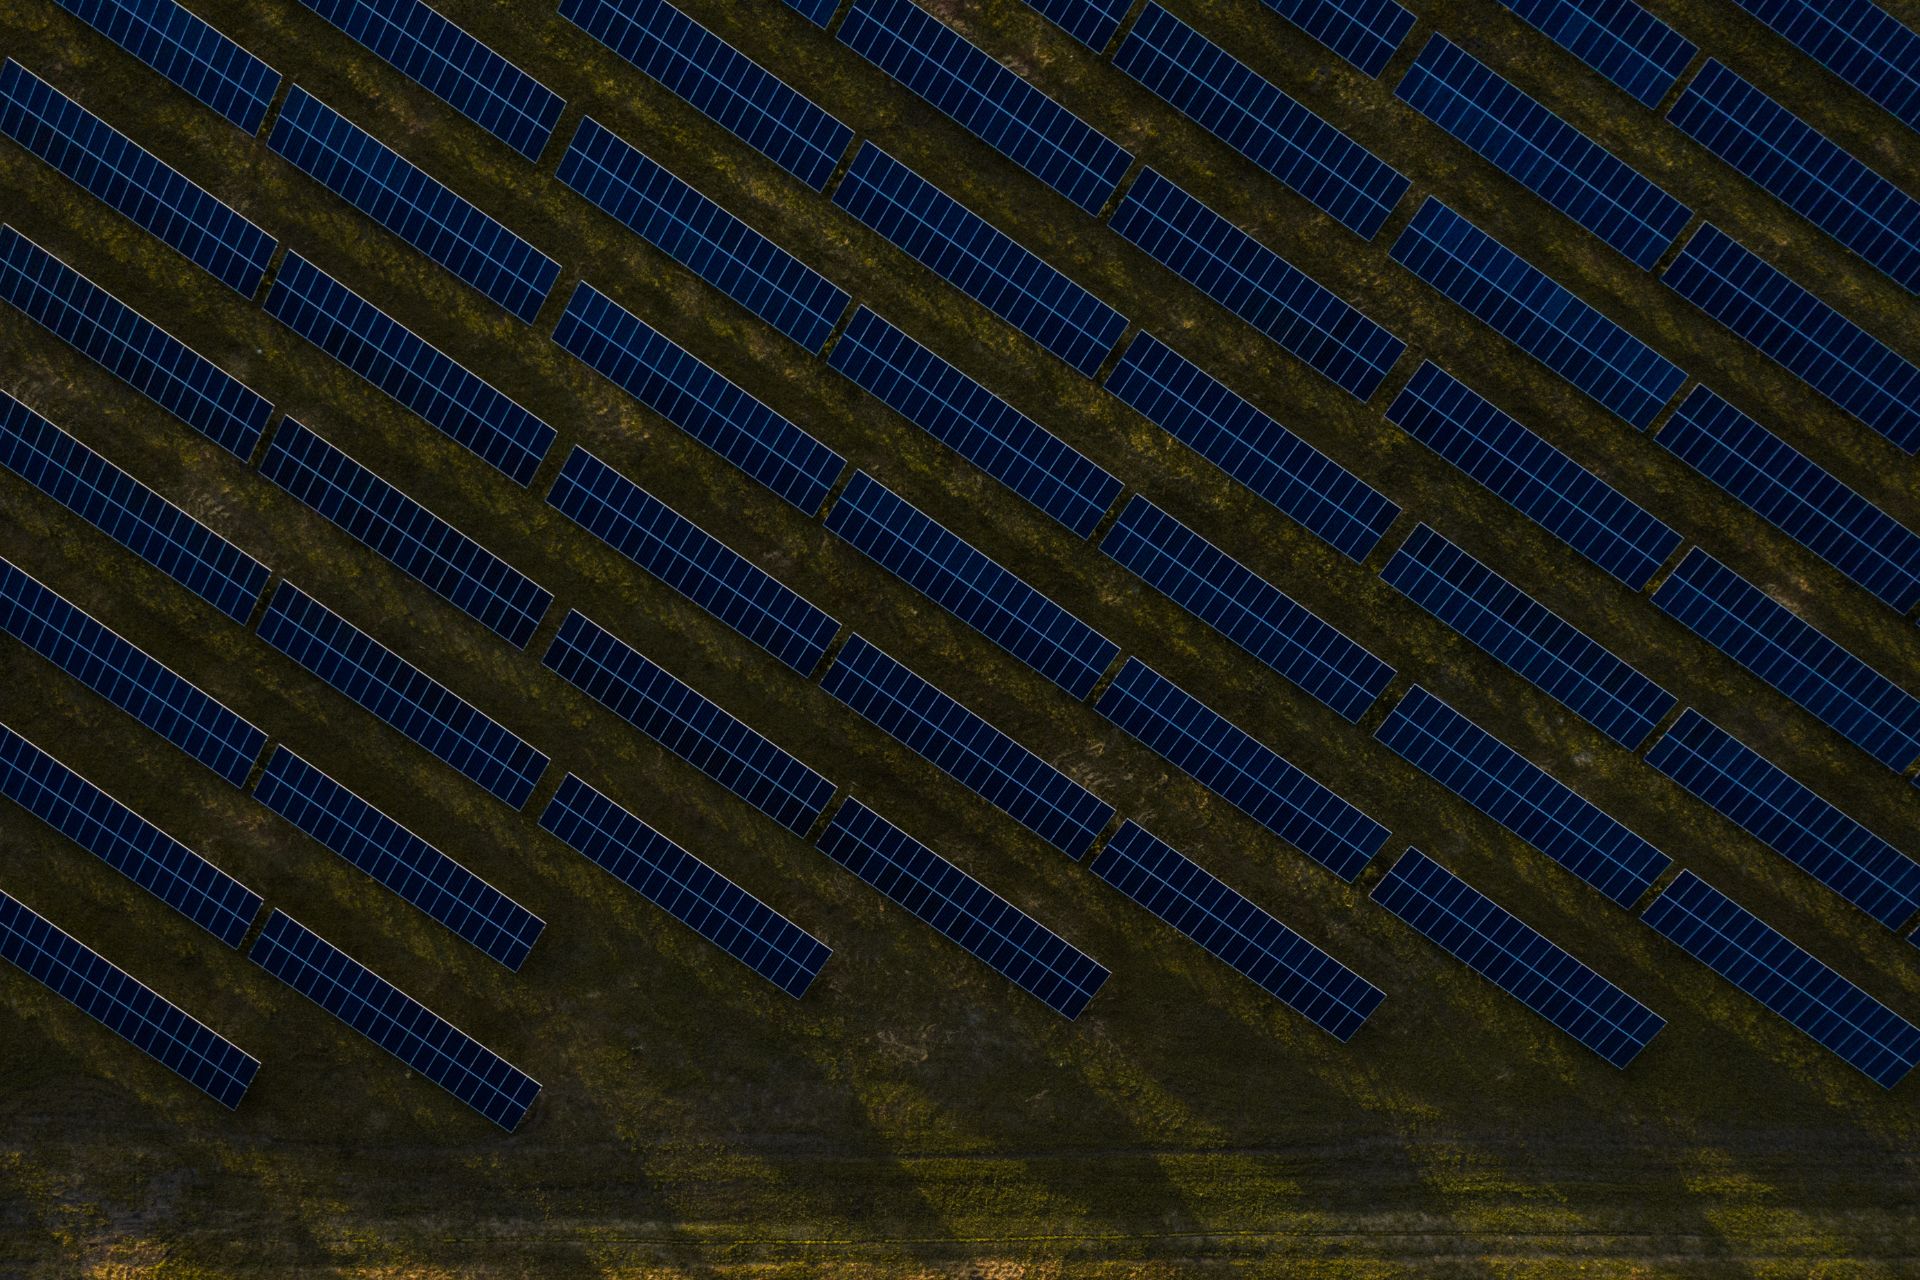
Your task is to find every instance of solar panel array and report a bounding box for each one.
[1501,0,1697,107]
[50,0,280,133]
[1724,0,1920,134]
[1255,0,1416,77]
[782,0,839,27]
[1025,0,1133,50]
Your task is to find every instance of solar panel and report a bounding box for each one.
[782,0,839,26]
[1095,658,1390,880]
[820,635,1114,858]
[1724,0,1920,134]
[293,0,564,160]
[827,307,1122,536]
[0,61,276,296]
[0,226,271,460]
[1090,820,1384,1039]
[814,798,1109,1018]
[1384,362,1683,586]
[560,0,853,189]
[1103,334,1399,560]
[1101,495,1394,722]
[1651,549,1920,771]
[1024,0,1132,49]
[267,88,559,322]
[0,721,262,946]
[248,910,541,1128]
[259,419,552,649]
[1382,525,1676,749]
[1642,870,1920,1088]
[1391,200,1685,427]
[50,0,280,133]
[1255,0,1415,77]
[831,145,1128,377]
[547,447,839,674]
[1374,686,1671,905]
[254,747,545,969]
[0,888,258,1107]
[1115,5,1410,239]
[542,611,836,834]
[256,582,550,808]
[1110,170,1406,399]
[824,472,1120,698]
[1371,848,1665,1067]
[539,773,829,996]
[551,281,846,511]
[1501,0,1696,107]
[0,391,268,624]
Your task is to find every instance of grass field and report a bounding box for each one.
[3,0,1919,1273]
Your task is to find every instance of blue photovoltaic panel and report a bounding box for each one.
[1374,686,1671,905]
[1095,658,1390,880]
[294,0,564,160]
[50,0,279,132]
[256,583,549,808]
[832,145,1128,377]
[820,635,1114,859]
[0,722,261,946]
[267,88,559,322]
[547,447,839,674]
[248,910,541,1128]
[1658,387,1920,612]
[552,282,845,511]
[1256,0,1415,77]
[0,889,258,1107]
[815,798,1109,1018]
[1643,870,1920,1088]
[824,472,1120,698]
[1025,0,1132,49]
[1651,549,1920,771]
[560,0,853,189]
[1663,225,1920,454]
[1725,0,1920,134]
[557,118,848,351]
[254,748,545,969]
[1115,5,1410,239]
[1382,525,1676,748]
[1372,848,1665,1067]
[1104,334,1398,560]
[827,308,1122,536]
[542,611,835,834]
[1384,362,1682,586]
[0,392,267,624]
[0,227,270,460]
[783,0,839,25]
[264,253,555,485]
[1390,200,1685,427]
[1502,0,1696,107]
[1100,496,1394,722]
[1091,821,1384,1039]
[259,419,552,649]
[1110,170,1406,399]
[0,61,276,295]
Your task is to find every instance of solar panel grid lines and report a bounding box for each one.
[49,0,281,133]
[1023,0,1133,49]
[1724,0,1920,134]
[1255,0,1417,77]
[782,0,840,26]
[814,797,1110,1019]
[1501,0,1697,107]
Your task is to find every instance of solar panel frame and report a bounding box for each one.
[50,0,280,133]
[1501,0,1697,107]
[1255,0,1415,77]
[1724,0,1920,135]
[1023,0,1132,49]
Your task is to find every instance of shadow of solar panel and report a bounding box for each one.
[1651,549,1920,771]
[0,722,262,945]
[1725,0,1920,134]
[1256,0,1416,77]
[542,612,835,834]
[828,308,1122,536]
[1372,848,1665,1066]
[1375,687,1671,905]
[260,420,552,648]
[821,635,1114,858]
[1104,334,1398,559]
[1382,525,1675,748]
[816,798,1109,1018]
[294,0,564,160]
[824,472,1119,697]
[1024,0,1132,49]
[558,118,849,351]
[1111,170,1405,398]
[1503,0,1695,106]
[1117,6,1409,238]
[783,0,840,25]
[561,0,853,189]
[1092,821,1384,1038]
[0,889,259,1107]
[257,582,549,808]
[1096,658,1389,879]
[539,773,829,996]
[1385,362,1682,586]
[832,145,1128,377]
[1643,870,1920,1088]
[0,227,271,459]
[50,0,280,132]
